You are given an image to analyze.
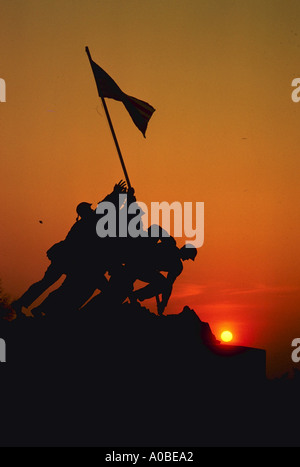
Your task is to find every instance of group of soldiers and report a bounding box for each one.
[11,181,197,318]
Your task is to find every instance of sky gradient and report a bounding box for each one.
[1,0,300,378]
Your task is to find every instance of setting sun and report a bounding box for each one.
[221,331,233,343]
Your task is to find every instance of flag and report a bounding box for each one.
[88,57,155,137]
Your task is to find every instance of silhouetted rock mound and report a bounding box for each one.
[1,298,298,447]
[5,299,266,384]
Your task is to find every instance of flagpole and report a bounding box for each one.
[85,46,132,189]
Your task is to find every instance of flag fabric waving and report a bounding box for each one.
[88,55,155,137]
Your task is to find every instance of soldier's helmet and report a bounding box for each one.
[76,202,93,220]
[180,244,197,261]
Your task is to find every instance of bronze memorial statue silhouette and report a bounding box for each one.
[11,181,197,318]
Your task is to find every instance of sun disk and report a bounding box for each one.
[221,330,233,343]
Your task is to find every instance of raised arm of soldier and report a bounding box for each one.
[99,180,127,205]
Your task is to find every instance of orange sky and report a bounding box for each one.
[1,0,300,378]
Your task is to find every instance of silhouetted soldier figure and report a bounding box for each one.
[129,237,197,315]
[105,222,197,314]
[101,185,139,277]
[11,181,127,317]
[10,240,68,318]
[99,196,151,305]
